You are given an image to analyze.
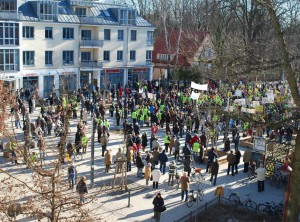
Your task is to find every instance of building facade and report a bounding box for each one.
[0,0,155,97]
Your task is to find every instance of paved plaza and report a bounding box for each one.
[1,101,286,222]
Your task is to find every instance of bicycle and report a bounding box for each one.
[229,192,257,210]
[186,187,204,208]
[270,169,289,188]
[258,201,284,219]
[190,167,205,182]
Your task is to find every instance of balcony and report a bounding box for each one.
[69,0,95,7]
[80,61,102,69]
[80,39,103,48]
[0,11,21,20]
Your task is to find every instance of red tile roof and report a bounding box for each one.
[153,30,208,67]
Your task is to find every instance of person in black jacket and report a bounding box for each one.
[158,150,168,174]
[235,150,241,174]
[76,176,88,204]
[152,193,165,222]
[136,152,144,178]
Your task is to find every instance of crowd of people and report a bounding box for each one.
[4,78,296,221]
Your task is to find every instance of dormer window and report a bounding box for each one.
[76,8,86,17]
[37,1,58,21]
[119,9,136,25]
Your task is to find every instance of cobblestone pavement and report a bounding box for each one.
[0,101,286,222]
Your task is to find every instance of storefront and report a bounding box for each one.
[100,69,124,90]
[58,70,77,94]
[23,68,79,98]
[128,67,150,89]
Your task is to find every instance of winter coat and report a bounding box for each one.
[136,156,144,169]
[152,196,164,212]
[255,167,266,181]
[104,152,112,165]
[227,153,236,165]
[243,149,252,163]
[180,175,190,190]
[210,162,219,175]
[144,165,152,180]
[158,153,168,164]
[76,180,88,194]
[235,150,241,165]
[152,169,161,182]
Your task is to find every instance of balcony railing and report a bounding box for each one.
[79,16,102,24]
[0,11,22,20]
[69,0,95,7]
[80,61,102,68]
[80,39,103,47]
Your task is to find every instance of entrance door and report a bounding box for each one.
[44,76,54,98]
[23,77,38,91]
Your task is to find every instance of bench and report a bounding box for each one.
[239,136,253,149]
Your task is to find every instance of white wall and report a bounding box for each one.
[22,22,80,70]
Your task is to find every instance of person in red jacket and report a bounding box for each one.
[190,133,200,148]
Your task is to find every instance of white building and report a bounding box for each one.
[0,0,155,97]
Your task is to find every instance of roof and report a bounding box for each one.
[16,0,154,27]
[152,30,208,67]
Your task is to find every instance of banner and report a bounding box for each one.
[262,97,274,104]
[190,91,200,100]
[255,105,264,113]
[191,81,208,91]
[234,99,246,106]
[241,107,255,114]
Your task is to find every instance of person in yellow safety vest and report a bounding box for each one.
[164,131,171,153]
[132,110,137,124]
[160,103,165,111]
[193,141,200,163]
[98,117,103,126]
[62,97,67,110]
[104,119,110,130]
[73,102,78,119]
[81,134,88,153]
[208,128,215,148]
[10,141,18,164]
[136,108,141,121]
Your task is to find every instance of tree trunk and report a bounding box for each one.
[260,1,300,221]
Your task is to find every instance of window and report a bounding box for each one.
[103,51,110,61]
[0,22,19,46]
[118,30,124,41]
[119,9,136,25]
[39,2,55,21]
[102,10,110,17]
[0,0,16,11]
[117,50,123,61]
[146,50,152,63]
[23,51,35,66]
[81,30,91,40]
[63,28,74,39]
[104,29,110,40]
[130,30,136,41]
[81,52,91,62]
[45,27,53,39]
[130,50,136,61]
[62,51,74,65]
[45,51,53,65]
[0,49,19,71]
[147,31,154,45]
[76,8,86,17]
[158,53,170,61]
[23,26,34,38]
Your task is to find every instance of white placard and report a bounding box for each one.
[148,93,153,99]
[252,101,260,107]
[253,137,266,152]
[190,91,200,100]
[191,81,208,91]
[235,90,242,97]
